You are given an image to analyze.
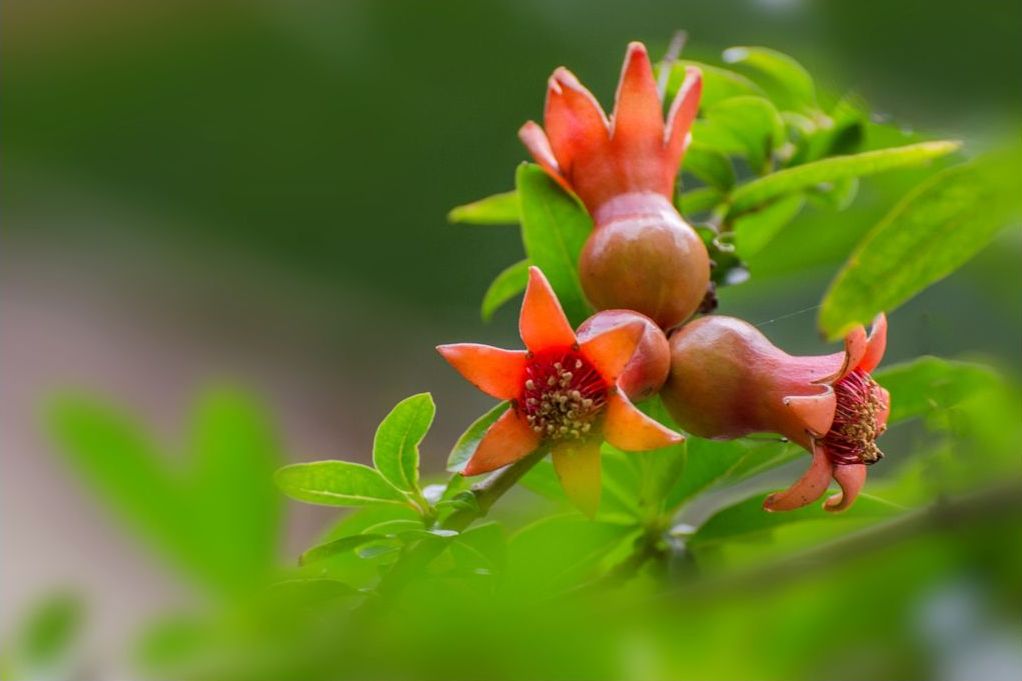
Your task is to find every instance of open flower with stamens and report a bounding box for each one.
[519,42,710,330]
[438,267,683,516]
[661,314,890,512]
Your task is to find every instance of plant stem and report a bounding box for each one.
[443,448,547,531]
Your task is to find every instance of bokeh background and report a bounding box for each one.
[3,0,1020,676]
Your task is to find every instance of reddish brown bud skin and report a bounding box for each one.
[661,316,841,447]
[577,309,670,402]
[581,193,710,331]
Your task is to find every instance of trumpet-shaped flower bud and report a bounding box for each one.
[438,267,683,516]
[519,42,710,330]
[661,314,890,512]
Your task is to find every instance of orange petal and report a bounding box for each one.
[783,389,837,437]
[519,266,576,353]
[664,66,702,166]
[857,313,888,374]
[763,444,833,512]
[824,463,867,512]
[436,344,527,400]
[462,408,541,476]
[545,67,609,174]
[551,437,602,518]
[602,391,684,452]
[611,42,664,145]
[579,320,643,384]
[519,121,573,194]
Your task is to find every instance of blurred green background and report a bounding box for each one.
[3,0,1020,677]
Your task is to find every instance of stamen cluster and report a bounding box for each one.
[522,351,607,440]
[822,369,886,466]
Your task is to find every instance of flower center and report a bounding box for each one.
[521,349,608,440]
[821,368,886,466]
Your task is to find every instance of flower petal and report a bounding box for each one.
[611,42,664,145]
[783,389,837,437]
[857,313,888,374]
[664,66,702,167]
[824,463,867,512]
[545,67,609,176]
[462,408,542,477]
[762,444,833,512]
[551,437,602,518]
[436,343,527,400]
[519,266,576,352]
[519,121,572,194]
[579,320,643,384]
[603,391,684,452]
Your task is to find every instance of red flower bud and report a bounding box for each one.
[577,309,670,402]
[519,42,710,330]
[661,314,890,512]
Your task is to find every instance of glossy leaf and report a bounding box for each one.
[448,190,519,225]
[372,393,434,494]
[734,194,805,259]
[683,142,736,190]
[692,96,785,174]
[482,258,530,321]
[516,163,593,325]
[874,356,1002,425]
[820,151,1019,339]
[689,493,902,548]
[730,140,960,215]
[275,461,409,507]
[663,60,764,109]
[677,187,724,217]
[300,535,385,566]
[722,46,817,112]
[446,401,509,473]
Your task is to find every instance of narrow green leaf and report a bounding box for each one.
[722,46,817,112]
[734,194,805,259]
[692,96,785,174]
[874,356,1001,425]
[516,163,593,325]
[730,140,960,215]
[299,534,385,566]
[820,151,1019,339]
[690,493,902,548]
[372,393,434,494]
[274,461,409,507]
[447,190,519,225]
[481,258,530,321]
[447,402,509,473]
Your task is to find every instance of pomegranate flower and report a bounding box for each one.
[519,42,710,330]
[438,267,683,516]
[661,314,890,512]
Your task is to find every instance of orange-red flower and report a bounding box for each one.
[518,42,710,330]
[662,314,890,512]
[438,267,683,516]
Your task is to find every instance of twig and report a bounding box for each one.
[657,31,688,100]
[443,448,547,531]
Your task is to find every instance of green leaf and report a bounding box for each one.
[189,388,281,589]
[730,140,960,215]
[275,461,409,507]
[734,194,805,259]
[819,151,1019,339]
[689,493,902,548]
[482,258,530,321]
[447,402,509,473]
[678,187,724,217]
[683,142,736,190]
[666,437,801,509]
[663,60,764,109]
[15,593,83,671]
[447,190,519,225]
[516,163,593,325]
[300,534,385,566]
[722,46,817,112]
[692,96,785,174]
[874,356,1001,425]
[372,393,434,494]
